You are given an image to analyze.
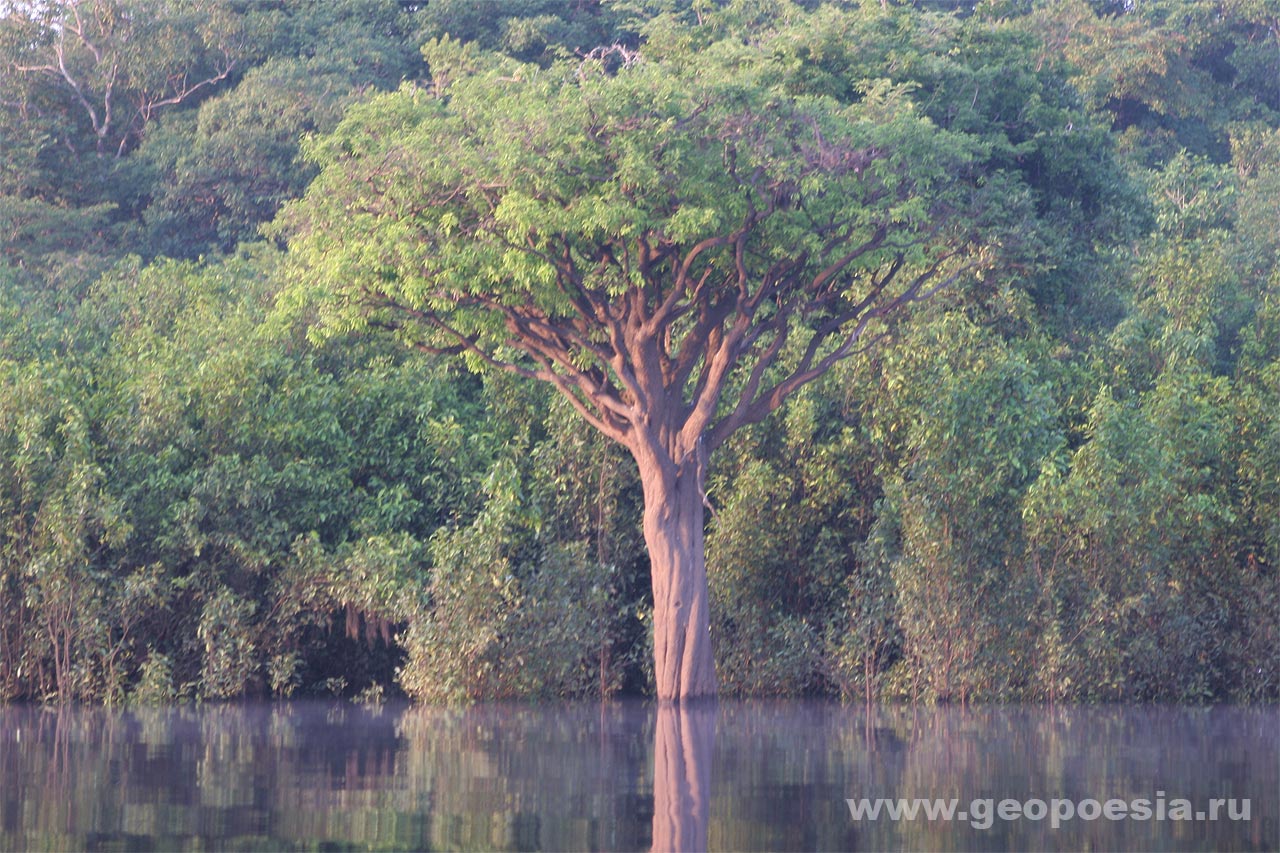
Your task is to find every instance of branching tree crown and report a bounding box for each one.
[276,19,993,471]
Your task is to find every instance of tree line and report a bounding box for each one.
[0,0,1276,704]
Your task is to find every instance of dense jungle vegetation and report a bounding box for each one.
[0,0,1277,705]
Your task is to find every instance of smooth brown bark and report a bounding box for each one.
[638,453,717,703]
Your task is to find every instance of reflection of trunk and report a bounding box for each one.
[651,702,715,853]
[639,456,717,703]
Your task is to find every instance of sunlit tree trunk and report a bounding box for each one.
[640,457,717,703]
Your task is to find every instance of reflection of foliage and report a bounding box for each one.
[0,704,1273,849]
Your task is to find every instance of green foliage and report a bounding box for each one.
[0,0,427,273]
[869,314,1061,702]
[140,58,366,257]
[1022,369,1254,702]
[0,0,1277,705]
[1037,0,1280,163]
[710,459,825,695]
[399,457,634,703]
[752,1,1149,327]
[0,356,127,701]
[274,5,1011,358]
[410,0,630,65]
[130,650,178,705]
[708,366,880,696]
[197,588,259,700]
[0,0,247,159]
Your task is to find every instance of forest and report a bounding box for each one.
[0,0,1277,705]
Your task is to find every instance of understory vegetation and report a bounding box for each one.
[1,0,1276,704]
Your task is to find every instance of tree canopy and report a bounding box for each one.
[278,20,994,462]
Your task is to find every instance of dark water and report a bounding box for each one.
[0,701,1275,852]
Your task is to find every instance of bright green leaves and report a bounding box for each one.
[398,393,640,703]
[276,9,997,363]
[0,240,513,702]
[270,1,1173,704]
[0,354,131,702]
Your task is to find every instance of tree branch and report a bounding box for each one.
[707,258,971,449]
[377,301,634,444]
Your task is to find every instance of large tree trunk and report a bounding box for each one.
[639,454,717,702]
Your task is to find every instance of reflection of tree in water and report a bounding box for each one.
[652,702,714,853]
[1,703,1274,850]
[2,707,135,847]
[0,703,420,849]
[395,703,652,851]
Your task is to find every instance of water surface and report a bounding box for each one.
[0,701,1275,851]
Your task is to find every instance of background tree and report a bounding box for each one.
[137,0,428,257]
[1,0,244,158]
[408,0,631,65]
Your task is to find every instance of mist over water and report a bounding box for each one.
[0,701,1274,851]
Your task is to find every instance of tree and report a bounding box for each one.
[1,0,244,158]
[139,57,368,258]
[274,8,1024,701]
[870,314,1059,702]
[1033,0,1280,164]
